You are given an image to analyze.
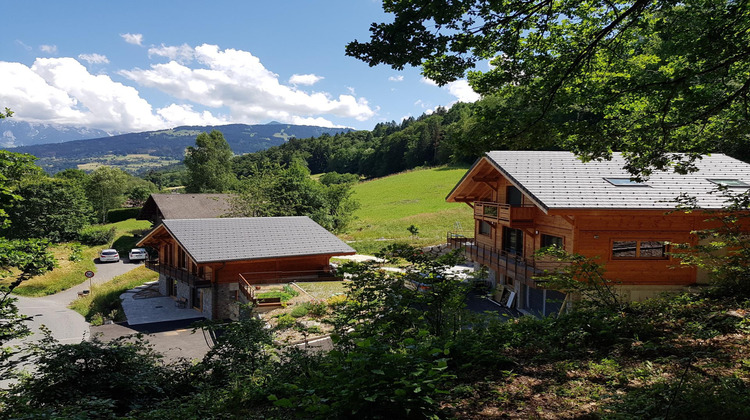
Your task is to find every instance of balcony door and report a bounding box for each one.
[502,227,524,256]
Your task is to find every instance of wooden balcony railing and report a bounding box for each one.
[144,260,212,288]
[446,232,565,286]
[474,201,536,227]
[238,269,340,286]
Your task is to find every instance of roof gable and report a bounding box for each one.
[138,216,355,263]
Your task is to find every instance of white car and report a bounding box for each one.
[99,249,120,263]
[128,248,148,263]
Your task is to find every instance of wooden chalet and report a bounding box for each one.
[137,193,233,226]
[447,151,750,316]
[137,216,355,320]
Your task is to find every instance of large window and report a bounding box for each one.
[502,227,524,256]
[612,240,668,259]
[541,234,564,249]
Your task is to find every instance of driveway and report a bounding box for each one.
[13,259,141,344]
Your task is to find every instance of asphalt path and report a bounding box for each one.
[13,259,141,344]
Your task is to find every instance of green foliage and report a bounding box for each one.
[184,130,237,193]
[319,171,359,186]
[326,294,348,308]
[289,304,309,318]
[348,0,750,177]
[3,178,93,242]
[276,313,295,329]
[68,242,84,262]
[305,300,328,317]
[283,284,300,297]
[230,160,359,233]
[256,290,296,302]
[407,224,419,236]
[85,166,131,223]
[78,225,116,246]
[106,207,141,224]
[3,333,190,417]
[672,189,750,296]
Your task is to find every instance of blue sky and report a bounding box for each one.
[0,0,481,133]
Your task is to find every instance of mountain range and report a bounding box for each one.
[3,121,352,173]
[0,119,116,148]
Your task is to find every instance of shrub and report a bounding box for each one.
[68,242,84,262]
[277,313,295,329]
[290,304,309,318]
[78,226,116,246]
[283,284,300,297]
[257,290,295,302]
[107,208,141,223]
[327,294,348,308]
[307,300,328,317]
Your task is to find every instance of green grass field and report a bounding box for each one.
[7,218,152,297]
[342,166,473,254]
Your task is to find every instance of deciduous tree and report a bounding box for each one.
[184,130,236,193]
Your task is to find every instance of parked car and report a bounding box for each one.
[128,248,148,263]
[99,249,120,263]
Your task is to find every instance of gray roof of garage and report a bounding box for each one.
[485,151,750,210]
[162,216,355,263]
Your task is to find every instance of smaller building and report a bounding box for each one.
[137,216,356,320]
[137,193,233,226]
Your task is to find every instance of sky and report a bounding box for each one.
[0,0,481,133]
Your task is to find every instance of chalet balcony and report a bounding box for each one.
[474,201,536,228]
[447,232,545,286]
[144,260,212,288]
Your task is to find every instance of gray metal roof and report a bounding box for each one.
[138,194,232,220]
[485,151,750,210]
[161,216,355,263]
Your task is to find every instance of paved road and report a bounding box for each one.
[13,259,141,344]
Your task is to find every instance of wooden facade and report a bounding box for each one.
[447,156,727,316]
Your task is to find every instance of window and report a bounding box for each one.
[479,220,492,236]
[178,248,187,270]
[612,240,668,259]
[506,186,522,206]
[604,177,648,187]
[707,178,750,188]
[502,227,524,256]
[541,234,564,249]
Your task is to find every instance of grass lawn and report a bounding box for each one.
[342,166,474,254]
[69,265,158,325]
[6,218,152,297]
[294,281,348,299]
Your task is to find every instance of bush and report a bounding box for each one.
[78,226,116,246]
[326,294,348,308]
[107,208,141,223]
[68,243,84,262]
[277,313,295,329]
[290,304,309,318]
[283,284,300,297]
[307,300,328,317]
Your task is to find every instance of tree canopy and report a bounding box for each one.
[184,130,236,193]
[348,0,750,176]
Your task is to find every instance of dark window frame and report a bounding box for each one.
[540,234,564,249]
[479,220,492,237]
[612,240,669,260]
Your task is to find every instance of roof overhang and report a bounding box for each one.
[446,155,550,214]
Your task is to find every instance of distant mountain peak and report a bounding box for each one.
[265,121,284,125]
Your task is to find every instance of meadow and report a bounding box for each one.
[342,166,474,254]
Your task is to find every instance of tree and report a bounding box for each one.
[4,178,93,242]
[348,0,750,177]
[184,130,236,193]
[85,167,130,223]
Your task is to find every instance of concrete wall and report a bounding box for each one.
[158,274,168,296]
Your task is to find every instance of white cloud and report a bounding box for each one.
[78,53,109,64]
[421,77,480,103]
[289,73,324,86]
[39,44,57,54]
[121,33,143,46]
[389,75,404,82]
[148,43,194,63]
[156,104,227,126]
[121,43,376,123]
